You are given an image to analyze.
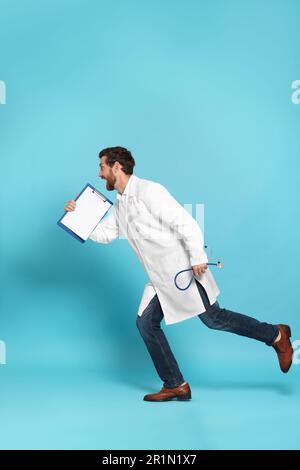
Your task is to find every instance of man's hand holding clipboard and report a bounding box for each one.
[64,198,77,213]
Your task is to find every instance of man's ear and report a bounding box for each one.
[113,161,122,173]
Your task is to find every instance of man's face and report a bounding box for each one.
[99,156,116,191]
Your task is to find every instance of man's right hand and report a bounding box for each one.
[64,199,76,212]
[192,263,208,276]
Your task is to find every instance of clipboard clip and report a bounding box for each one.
[92,189,107,202]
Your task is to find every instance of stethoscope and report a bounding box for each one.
[174,246,224,291]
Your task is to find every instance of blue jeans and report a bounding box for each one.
[136,280,279,388]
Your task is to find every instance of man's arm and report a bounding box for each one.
[89,207,119,244]
[143,183,208,274]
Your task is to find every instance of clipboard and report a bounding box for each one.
[57,183,113,243]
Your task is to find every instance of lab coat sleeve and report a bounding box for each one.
[89,206,119,244]
[144,183,208,266]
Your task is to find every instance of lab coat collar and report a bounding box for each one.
[116,174,137,200]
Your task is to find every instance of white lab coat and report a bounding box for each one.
[89,175,220,325]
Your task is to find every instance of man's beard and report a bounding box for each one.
[106,175,116,191]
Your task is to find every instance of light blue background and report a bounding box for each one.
[0,0,299,450]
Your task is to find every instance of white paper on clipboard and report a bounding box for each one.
[58,184,113,242]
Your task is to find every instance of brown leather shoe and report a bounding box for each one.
[143,382,191,402]
[272,324,293,373]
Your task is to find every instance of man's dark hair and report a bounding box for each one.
[99,146,135,175]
